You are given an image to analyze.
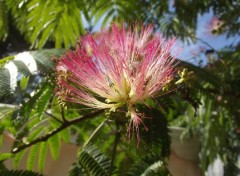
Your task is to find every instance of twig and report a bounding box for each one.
[44,111,63,124]
[11,109,104,154]
[61,107,67,122]
[84,116,110,148]
[109,123,121,176]
[194,36,216,52]
[178,33,219,54]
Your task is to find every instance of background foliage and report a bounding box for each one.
[0,0,240,176]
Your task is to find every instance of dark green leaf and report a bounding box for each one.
[0,169,43,176]
[69,145,112,176]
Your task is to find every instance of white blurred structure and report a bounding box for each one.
[206,157,224,176]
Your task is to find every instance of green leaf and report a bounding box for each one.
[13,150,27,168]
[20,76,29,91]
[0,169,43,176]
[178,60,221,87]
[27,144,40,171]
[49,115,69,141]
[0,56,14,68]
[126,153,170,176]
[17,81,53,129]
[12,60,31,76]
[38,22,55,48]
[92,0,139,28]
[30,83,53,120]
[0,153,13,162]
[27,127,45,142]
[38,142,48,172]
[59,128,70,143]
[0,135,2,146]
[48,134,60,160]
[0,49,64,97]
[69,145,112,176]
[25,0,85,48]
[139,107,171,158]
[0,0,8,41]
[69,163,87,176]
[0,103,18,120]
[0,68,11,96]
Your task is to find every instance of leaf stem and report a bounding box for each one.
[194,36,217,52]
[44,111,63,124]
[61,107,67,122]
[84,116,110,148]
[109,123,121,176]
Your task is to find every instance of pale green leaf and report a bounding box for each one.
[48,134,60,160]
[20,76,29,91]
[0,153,13,162]
[27,144,40,171]
[13,150,26,168]
[38,142,48,172]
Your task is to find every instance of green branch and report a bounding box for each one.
[109,123,121,176]
[11,109,105,154]
[84,116,110,148]
[61,107,67,122]
[44,111,63,124]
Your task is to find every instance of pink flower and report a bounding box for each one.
[56,24,179,141]
[206,16,224,35]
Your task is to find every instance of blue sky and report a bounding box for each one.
[82,7,239,67]
[179,10,239,66]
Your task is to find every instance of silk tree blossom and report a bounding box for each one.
[56,24,180,140]
[206,17,224,35]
